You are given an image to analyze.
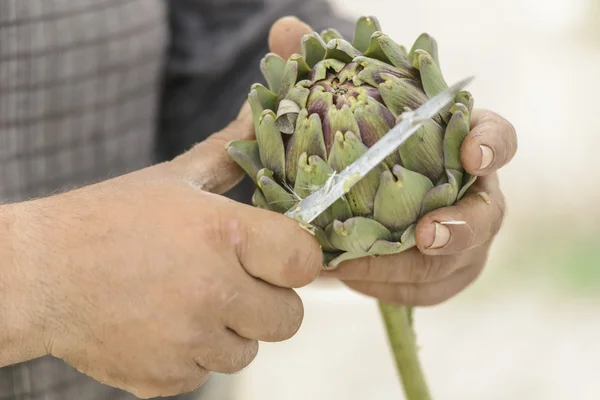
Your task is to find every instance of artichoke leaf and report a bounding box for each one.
[327,251,370,270]
[444,104,470,172]
[414,50,451,122]
[310,59,346,83]
[225,140,263,185]
[256,110,286,182]
[353,16,382,53]
[302,32,327,68]
[257,169,297,213]
[398,118,445,183]
[260,53,286,94]
[368,224,417,255]
[322,104,361,153]
[377,74,432,119]
[321,28,343,43]
[355,56,415,87]
[285,110,327,186]
[294,153,352,227]
[251,83,278,111]
[289,54,311,80]
[456,91,475,113]
[276,99,301,135]
[374,166,434,232]
[420,169,462,216]
[365,33,416,77]
[458,173,478,200]
[248,89,264,133]
[252,188,272,211]
[326,217,392,253]
[313,225,337,252]
[408,33,439,66]
[279,60,299,99]
[352,97,401,168]
[328,131,387,215]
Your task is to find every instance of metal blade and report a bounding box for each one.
[285,76,474,224]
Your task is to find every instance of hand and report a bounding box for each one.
[322,109,518,306]
[0,17,321,399]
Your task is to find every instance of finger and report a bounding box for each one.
[222,278,304,343]
[269,16,313,59]
[167,16,314,194]
[320,248,462,284]
[461,109,518,176]
[416,174,506,255]
[168,101,254,194]
[195,331,258,374]
[343,263,483,307]
[231,202,322,288]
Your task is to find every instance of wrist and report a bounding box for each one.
[0,202,52,365]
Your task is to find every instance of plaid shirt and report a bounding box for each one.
[0,0,353,398]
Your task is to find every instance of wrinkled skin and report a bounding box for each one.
[0,23,323,399]
[269,17,518,306]
[323,110,517,306]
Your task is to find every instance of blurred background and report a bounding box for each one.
[2,0,598,399]
[223,0,600,399]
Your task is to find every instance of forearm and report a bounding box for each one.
[0,203,49,366]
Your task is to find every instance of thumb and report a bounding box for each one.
[168,103,254,194]
[167,16,314,194]
[236,203,323,289]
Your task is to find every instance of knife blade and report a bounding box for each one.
[284,76,474,225]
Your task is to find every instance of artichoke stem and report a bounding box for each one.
[378,301,432,400]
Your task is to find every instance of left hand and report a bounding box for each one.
[264,17,518,307]
[322,109,518,306]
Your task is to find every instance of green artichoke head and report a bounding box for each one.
[226,16,477,267]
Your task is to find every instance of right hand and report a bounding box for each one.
[2,16,321,399]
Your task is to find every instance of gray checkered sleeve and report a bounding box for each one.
[0,0,355,399]
[0,1,188,399]
[0,0,165,204]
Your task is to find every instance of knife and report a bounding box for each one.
[284,76,474,225]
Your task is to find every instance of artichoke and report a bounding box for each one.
[226,15,476,268]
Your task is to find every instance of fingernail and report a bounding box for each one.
[429,223,451,249]
[479,145,494,170]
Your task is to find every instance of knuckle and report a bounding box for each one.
[193,274,233,310]
[498,118,518,164]
[276,291,304,340]
[210,339,259,373]
[406,261,429,283]
[416,257,451,283]
[282,239,322,288]
[410,249,458,282]
[237,340,260,370]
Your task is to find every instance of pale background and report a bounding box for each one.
[227,0,600,398]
